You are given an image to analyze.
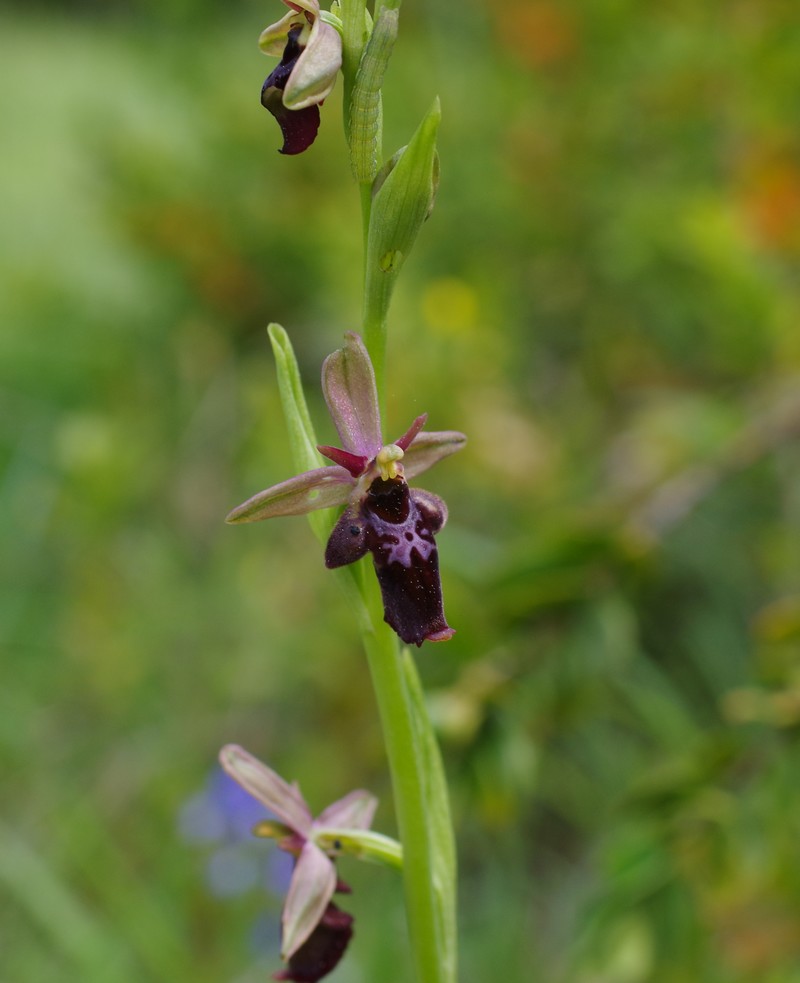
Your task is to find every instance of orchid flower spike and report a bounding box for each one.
[219,744,384,982]
[259,0,342,155]
[227,332,467,646]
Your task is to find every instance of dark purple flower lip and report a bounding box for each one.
[273,903,353,983]
[325,475,455,646]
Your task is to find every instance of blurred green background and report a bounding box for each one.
[3,0,800,980]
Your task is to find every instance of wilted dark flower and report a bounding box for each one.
[219,745,376,982]
[259,0,342,155]
[227,332,466,646]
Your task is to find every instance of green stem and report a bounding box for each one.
[335,6,456,978]
[363,289,389,413]
[359,180,373,260]
[358,179,389,410]
[338,0,366,87]
[347,564,456,983]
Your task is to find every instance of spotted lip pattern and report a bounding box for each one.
[326,476,454,647]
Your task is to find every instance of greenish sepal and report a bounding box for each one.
[267,324,332,544]
[318,9,343,32]
[313,827,404,869]
[401,647,458,982]
[252,820,295,840]
[363,99,441,380]
[348,5,398,183]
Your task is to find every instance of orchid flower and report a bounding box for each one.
[259,0,342,155]
[219,744,398,982]
[227,332,466,646]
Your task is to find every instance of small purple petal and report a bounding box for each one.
[274,903,353,983]
[219,746,313,837]
[394,413,428,452]
[324,507,369,569]
[321,333,382,459]
[315,790,377,831]
[409,488,448,533]
[316,445,368,477]
[281,842,338,959]
[226,466,353,523]
[402,429,467,480]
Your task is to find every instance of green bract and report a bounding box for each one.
[364,98,441,383]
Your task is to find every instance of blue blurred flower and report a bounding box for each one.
[179,766,292,898]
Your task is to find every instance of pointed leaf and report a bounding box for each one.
[219,745,313,836]
[363,99,440,378]
[322,332,382,458]
[316,789,377,830]
[226,467,352,523]
[402,430,466,480]
[282,841,338,959]
[268,324,342,543]
[268,324,323,476]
